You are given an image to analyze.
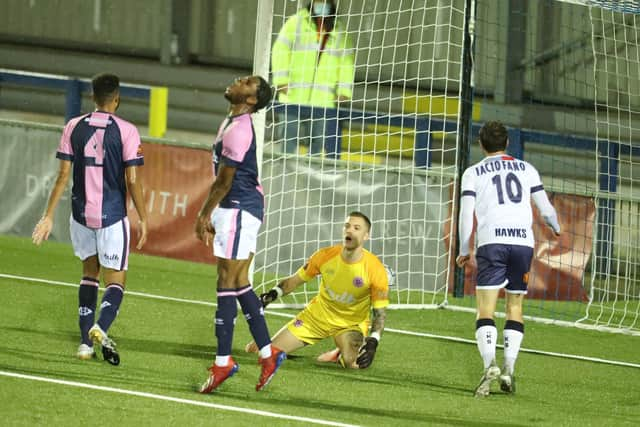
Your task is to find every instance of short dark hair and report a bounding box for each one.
[348,211,372,231]
[92,73,120,106]
[479,121,508,153]
[253,76,273,112]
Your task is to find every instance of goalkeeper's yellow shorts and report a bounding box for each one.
[286,300,369,345]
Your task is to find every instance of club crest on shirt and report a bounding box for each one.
[294,319,304,328]
[353,277,364,288]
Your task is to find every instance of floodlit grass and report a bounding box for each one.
[0,234,638,426]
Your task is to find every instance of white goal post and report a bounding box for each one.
[252,0,640,335]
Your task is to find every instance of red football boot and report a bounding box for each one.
[256,347,286,391]
[199,357,239,393]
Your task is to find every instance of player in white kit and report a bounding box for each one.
[456,121,561,397]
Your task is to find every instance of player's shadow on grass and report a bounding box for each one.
[0,343,79,365]
[118,336,217,360]
[313,361,473,395]
[2,325,307,365]
[2,325,216,361]
[254,393,527,427]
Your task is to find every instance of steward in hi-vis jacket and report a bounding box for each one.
[272,2,354,108]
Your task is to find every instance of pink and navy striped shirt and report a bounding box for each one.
[212,113,264,221]
[56,111,144,229]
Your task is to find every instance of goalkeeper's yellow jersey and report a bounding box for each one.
[296,245,389,326]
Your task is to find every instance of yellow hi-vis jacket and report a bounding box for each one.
[271,8,355,108]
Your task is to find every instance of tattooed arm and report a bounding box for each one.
[357,307,387,368]
[370,307,387,339]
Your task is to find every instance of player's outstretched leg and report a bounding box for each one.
[88,324,120,366]
[256,346,286,391]
[200,357,239,394]
[475,362,500,398]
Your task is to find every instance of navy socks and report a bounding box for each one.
[215,289,238,356]
[97,283,124,332]
[78,277,99,345]
[236,285,271,350]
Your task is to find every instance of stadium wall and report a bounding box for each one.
[1,1,638,138]
[0,119,215,263]
[0,118,605,299]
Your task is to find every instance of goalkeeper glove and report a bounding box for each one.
[259,286,283,308]
[356,336,379,369]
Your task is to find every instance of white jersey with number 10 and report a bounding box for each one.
[459,154,558,253]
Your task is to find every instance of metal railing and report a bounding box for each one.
[0,68,168,137]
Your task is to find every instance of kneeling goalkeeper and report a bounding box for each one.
[246,211,389,369]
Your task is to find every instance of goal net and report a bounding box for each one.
[470,0,640,334]
[252,0,640,334]
[584,1,640,332]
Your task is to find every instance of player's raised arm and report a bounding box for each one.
[32,159,71,245]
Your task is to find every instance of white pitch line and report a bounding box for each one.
[384,328,640,369]
[2,273,639,369]
[0,273,216,307]
[0,370,358,427]
[0,273,297,319]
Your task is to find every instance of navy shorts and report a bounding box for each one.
[475,244,534,294]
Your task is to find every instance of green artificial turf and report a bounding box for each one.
[0,234,638,426]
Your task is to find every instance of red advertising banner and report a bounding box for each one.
[445,193,594,301]
[127,142,216,264]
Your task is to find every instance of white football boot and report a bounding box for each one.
[76,343,95,360]
[499,366,516,394]
[474,362,501,397]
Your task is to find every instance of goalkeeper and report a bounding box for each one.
[246,211,389,369]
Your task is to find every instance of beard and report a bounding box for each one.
[224,89,245,105]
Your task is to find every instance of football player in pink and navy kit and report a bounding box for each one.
[195,76,286,393]
[457,121,561,397]
[33,73,148,366]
